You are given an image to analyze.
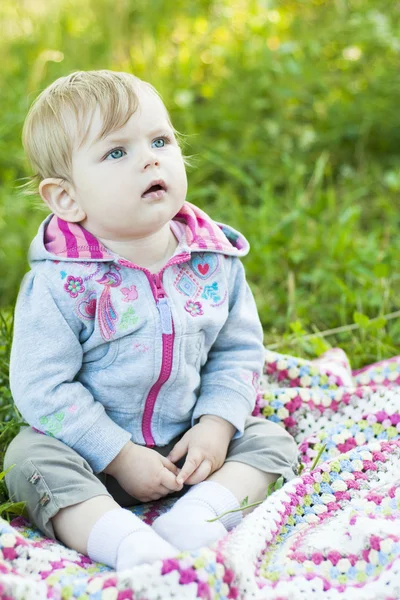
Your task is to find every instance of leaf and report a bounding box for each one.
[0,464,15,482]
[240,496,249,508]
[274,475,284,491]
[0,501,26,521]
[353,312,370,330]
[367,316,387,332]
[289,320,306,336]
[267,481,276,497]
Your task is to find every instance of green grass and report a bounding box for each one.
[0,0,399,507]
[0,312,26,519]
[1,0,399,364]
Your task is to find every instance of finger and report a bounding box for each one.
[153,484,173,499]
[161,456,180,476]
[184,459,212,485]
[146,486,171,502]
[160,466,184,492]
[176,448,203,485]
[167,438,189,464]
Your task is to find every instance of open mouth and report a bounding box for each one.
[142,181,167,198]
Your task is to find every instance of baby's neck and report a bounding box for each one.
[98,224,178,273]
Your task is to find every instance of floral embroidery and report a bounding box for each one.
[64,276,85,298]
[76,290,97,320]
[39,412,65,437]
[120,285,138,302]
[184,300,203,317]
[202,281,221,303]
[120,306,139,330]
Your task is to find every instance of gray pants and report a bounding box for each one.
[4,417,298,539]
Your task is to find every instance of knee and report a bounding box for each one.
[243,417,299,466]
[268,421,298,463]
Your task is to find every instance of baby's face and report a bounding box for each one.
[69,87,187,242]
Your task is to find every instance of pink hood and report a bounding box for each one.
[39,201,249,262]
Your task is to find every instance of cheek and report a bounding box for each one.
[181,172,188,195]
[181,170,188,196]
[74,168,103,195]
[174,157,188,188]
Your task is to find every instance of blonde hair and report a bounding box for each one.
[22,70,168,187]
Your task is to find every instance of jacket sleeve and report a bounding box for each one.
[10,272,131,473]
[192,257,265,437]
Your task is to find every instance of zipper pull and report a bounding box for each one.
[157,297,172,334]
[153,273,166,299]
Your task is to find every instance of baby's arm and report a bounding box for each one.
[191,257,264,435]
[11,272,186,500]
[169,258,265,484]
[11,273,130,474]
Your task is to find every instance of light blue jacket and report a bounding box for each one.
[10,202,264,473]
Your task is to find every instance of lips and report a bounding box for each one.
[142,179,167,198]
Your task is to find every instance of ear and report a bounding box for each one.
[39,178,86,223]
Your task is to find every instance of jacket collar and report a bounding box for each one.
[42,201,249,261]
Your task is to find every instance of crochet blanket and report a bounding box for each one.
[0,347,399,599]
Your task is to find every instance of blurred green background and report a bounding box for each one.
[1,0,400,366]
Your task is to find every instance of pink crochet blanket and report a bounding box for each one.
[0,348,399,599]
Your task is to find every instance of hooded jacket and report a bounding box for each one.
[10,202,264,473]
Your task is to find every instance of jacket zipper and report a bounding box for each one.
[118,254,189,446]
[141,272,174,446]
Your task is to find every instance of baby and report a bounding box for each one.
[5,70,298,570]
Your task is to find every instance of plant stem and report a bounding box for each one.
[207,499,264,523]
[310,444,327,471]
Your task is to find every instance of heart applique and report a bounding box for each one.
[191,253,219,280]
[76,291,97,320]
[85,299,97,317]
[60,271,67,279]
[198,264,209,275]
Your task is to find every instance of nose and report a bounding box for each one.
[143,148,159,171]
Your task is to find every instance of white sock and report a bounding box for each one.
[152,481,242,551]
[86,507,178,570]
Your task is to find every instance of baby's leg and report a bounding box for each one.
[152,417,298,550]
[207,461,278,516]
[211,416,299,513]
[51,494,121,553]
[4,427,178,569]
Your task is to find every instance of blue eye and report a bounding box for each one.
[152,138,166,148]
[106,148,126,160]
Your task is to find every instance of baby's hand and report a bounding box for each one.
[105,441,184,502]
[168,415,236,486]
